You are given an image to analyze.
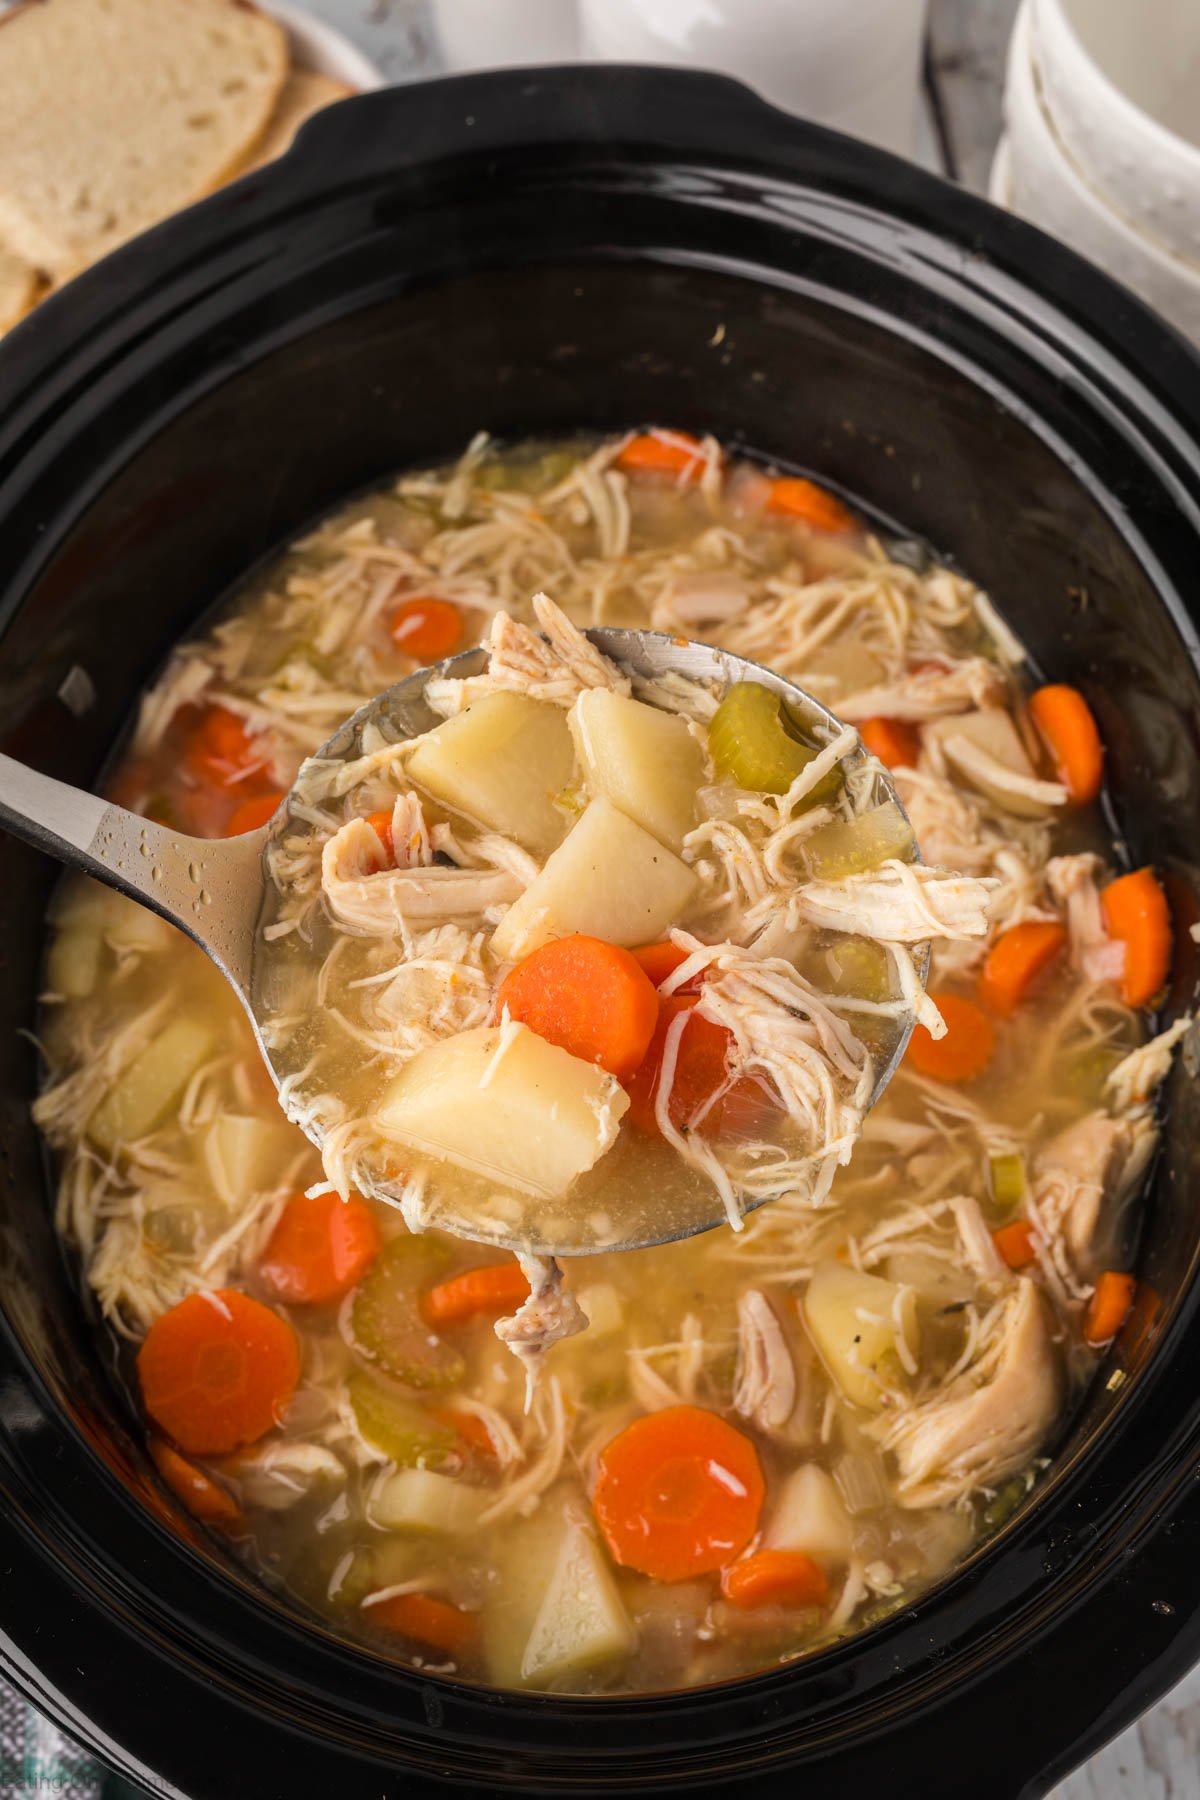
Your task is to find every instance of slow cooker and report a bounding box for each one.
[2,66,1200,1799]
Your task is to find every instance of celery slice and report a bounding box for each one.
[347,1369,458,1465]
[824,937,893,1003]
[349,1236,466,1390]
[708,682,841,802]
[987,1152,1026,1212]
[803,800,914,880]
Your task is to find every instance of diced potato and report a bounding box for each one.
[925,708,1050,818]
[489,797,696,963]
[406,692,576,856]
[368,1466,484,1535]
[763,1463,853,1563]
[569,689,705,851]
[882,1251,975,1308]
[58,880,175,955]
[203,1112,291,1201]
[571,1282,625,1341]
[520,1521,636,1687]
[377,1023,628,1200]
[803,800,914,880]
[804,1262,920,1410]
[88,1015,218,1157]
[44,927,103,999]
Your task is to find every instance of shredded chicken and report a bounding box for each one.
[939,732,1068,813]
[839,657,1004,724]
[870,1280,1063,1506]
[495,1255,589,1402]
[1105,1016,1193,1114]
[1031,1111,1157,1285]
[321,817,519,934]
[428,593,631,714]
[733,1288,797,1433]
[788,860,996,943]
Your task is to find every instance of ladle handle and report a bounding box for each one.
[0,753,265,1001]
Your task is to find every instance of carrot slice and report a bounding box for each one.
[365,808,395,864]
[979,920,1068,1016]
[625,996,774,1138]
[905,993,995,1083]
[766,476,856,534]
[1083,1270,1137,1347]
[993,1220,1037,1271]
[184,706,264,789]
[721,1549,830,1611]
[370,1591,478,1657]
[614,431,707,482]
[1101,867,1172,1007]
[631,940,701,993]
[390,597,464,662]
[149,1437,240,1525]
[137,1289,299,1456]
[421,1261,532,1328]
[593,1405,764,1580]
[259,1193,380,1305]
[225,791,282,836]
[431,1406,499,1462]
[1028,684,1104,804]
[497,935,660,1081]
[859,716,921,770]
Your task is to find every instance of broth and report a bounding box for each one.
[34,430,1179,1694]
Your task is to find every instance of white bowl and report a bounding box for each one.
[266,1,385,90]
[1031,0,1200,269]
[999,2,1200,346]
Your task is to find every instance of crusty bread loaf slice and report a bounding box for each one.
[0,238,40,331]
[0,0,288,281]
[247,69,354,170]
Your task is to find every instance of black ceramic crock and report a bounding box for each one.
[2,66,1200,1800]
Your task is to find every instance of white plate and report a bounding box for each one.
[265,2,385,91]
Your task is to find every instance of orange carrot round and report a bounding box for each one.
[370,1591,478,1657]
[149,1437,240,1525]
[138,1289,300,1456]
[259,1193,381,1306]
[592,1404,764,1580]
[625,996,772,1138]
[614,431,707,482]
[497,935,660,1081]
[1101,867,1172,1007]
[631,940,701,993]
[1028,684,1104,804]
[993,1220,1037,1271]
[905,993,995,1083]
[1083,1270,1137,1347]
[225,791,283,836]
[859,716,921,770]
[390,597,464,662]
[721,1549,830,1611]
[365,808,395,864]
[421,1261,532,1328]
[979,920,1068,1015]
[184,705,266,790]
[431,1406,499,1462]
[766,476,856,534]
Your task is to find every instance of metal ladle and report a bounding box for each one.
[0,630,923,1255]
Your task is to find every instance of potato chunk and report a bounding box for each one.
[376,1022,628,1199]
[520,1521,636,1687]
[406,691,576,856]
[489,797,696,963]
[569,689,705,850]
[88,1015,218,1157]
[763,1463,853,1562]
[804,1263,919,1410]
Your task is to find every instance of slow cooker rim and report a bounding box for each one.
[3,65,1200,1799]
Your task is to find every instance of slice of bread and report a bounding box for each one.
[0,0,288,281]
[247,69,354,171]
[0,238,40,331]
